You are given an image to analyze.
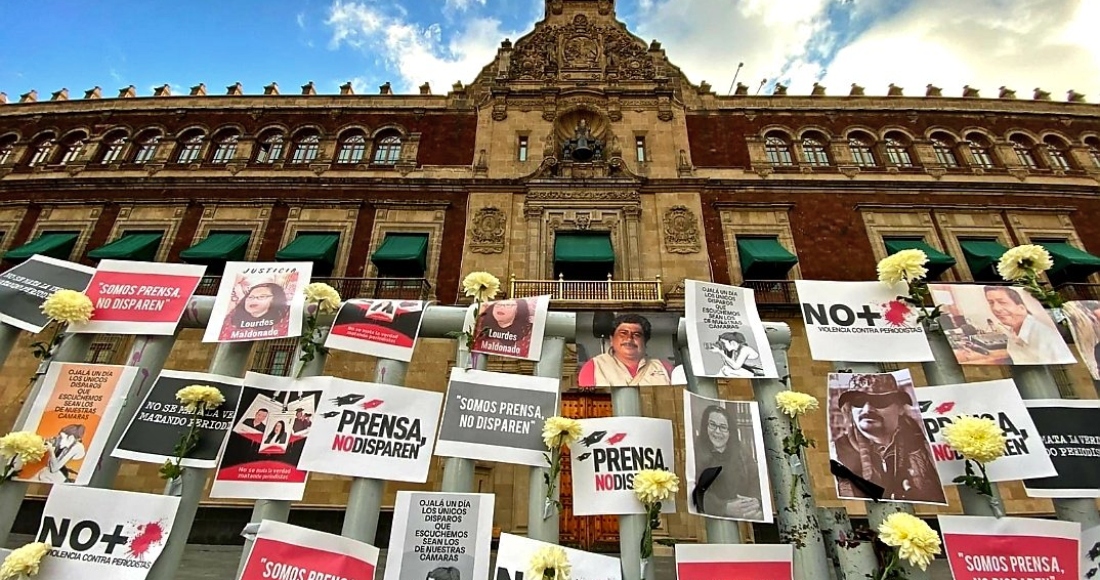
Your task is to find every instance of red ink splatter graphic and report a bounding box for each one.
[935,401,956,415]
[607,433,627,445]
[882,300,912,327]
[127,521,165,559]
[361,399,384,410]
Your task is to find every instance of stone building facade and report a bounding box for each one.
[2,0,1100,548]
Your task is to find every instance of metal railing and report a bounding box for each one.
[742,280,799,305]
[1055,283,1100,302]
[509,274,663,302]
[194,276,432,300]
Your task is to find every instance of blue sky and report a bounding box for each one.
[1,0,1097,100]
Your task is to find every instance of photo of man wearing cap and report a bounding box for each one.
[828,371,946,504]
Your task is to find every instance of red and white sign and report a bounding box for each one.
[940,515,1080,580]
[675,544,793,580]
[77,260,206,335]
[240,520,379,580]
[567,416,675,516]
[324,299,431,362]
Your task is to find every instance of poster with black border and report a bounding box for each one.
[383,491,495,580]
[1023,399,1100,498]
[203,261,312,343]
[0,255,94,333]
[686,280,777,379]
[567,416,676,516]
[111,370,244,468]
[324,299,431,362]
[209,372,324,501]
[494,533,622,580]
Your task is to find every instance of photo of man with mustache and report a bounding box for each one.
[578,313,674,387]
[829,372,946,504]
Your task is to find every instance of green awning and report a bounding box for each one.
[554,234,615,264]
[884,238,957,278]
[738,237,798,280]
[959,239,1008,281]
[1039,241,1100,280]
[87,232,163,261]
[276,233,340,265]
[3,232,78,261]
[370,233,428,274]
[180,232,250,262]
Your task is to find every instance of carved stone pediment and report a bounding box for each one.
[663,205,701,254]
[468,207,507,254]
[506,14,656,83]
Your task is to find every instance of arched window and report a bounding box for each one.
[337,131,367,164]
[372,131,403,165]
[1010,134,1039,169]
[1043,135,1073,171]
[210,130,240,164]
[763,132,793,166]
[1087,137,1100,169]
[290,131,320,164]
[800,133,829,166]
[965,133,995,168]
[98,132,128,164]
[28,136,55,167]
[132,131,162,164]
[930,133,959,168]
[175,130,205,164]
[255,131,285,164]
[58,133,87,166]
[848,133,877,167]
[883,132,914,167]
[0,135,16,165]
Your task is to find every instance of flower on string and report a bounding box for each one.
[297,283,342,377]
[0,431,48,483]
[39,290,94,325]
[877,512,942,577]
[174,385,226,413]
[304,282,341,314]
[997,244,1053,281]
[527,545,571,580]
[0,542,50,580]
[877,249,929,286]
[775,391,818,418]
[942,415,1006,498]
[540,416,583,518]
[159,385,225,481]
[462,272,501,303]
[632,468,679,564]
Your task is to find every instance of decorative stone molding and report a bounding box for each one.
[662,206,701,254]
[526,189,639,202]
[468,207,507,254]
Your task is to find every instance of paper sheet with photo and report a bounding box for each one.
[203,261,312,343]
[1023,399,1100,498]
[682,390,772,523]
[76,260,206,335]
[574,311,687,387]
[471,294,551,361]
[827,369,947,505]
[686,280,777,379]
[1062,300,1100,379]
[239,520,379,580]
[568,416,676,516]
[15,363,137,486]
[675,544,793,580]
[324,299,431,362]
[210,373,325,501]
[940,515,1079,580]
[383,492,495,580]
[929,283,1075,366]
[0,255,94,333]
[495,533,622,580]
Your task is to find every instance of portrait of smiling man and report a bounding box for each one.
[578,313,674,387]
[829,372,946,504]
[982,285,1072,365]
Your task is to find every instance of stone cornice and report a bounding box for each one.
[690,95,1100,119]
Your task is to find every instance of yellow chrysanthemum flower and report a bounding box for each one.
[39,289,94,325]
[527,545,571,580]
[175,384,226,413]
[461,272,501,303]
[632,469,680,505]
[942,415,1006,464]
[542,416,583,450]
[0,431,48,464]
[303,282,341,313]
[997,244,1053,281]
[877,512,942,571]
[775,391,819,418]
[0,541,50,580]
[877,249,929,285]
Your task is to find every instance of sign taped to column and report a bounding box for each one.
[685,280,777,378]
[239,520,379,580]
[567,416,676,516]
[383,491,495,580]
[940,515,1079,580]
[324,298,431,362]
[675,544,793,580]
[494,533,622,580]
[0,255,94,333]
[203,261,312,343]
[76,260,206,335]
[471,294,551,361]
[1023,399,1100,498]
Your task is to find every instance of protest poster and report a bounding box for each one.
[15,362,136,486]
[494,533,622,580]
[682,391,772,523]
[685,280,777,379]
[239,520,379,580]
[929,283,1075,366]
[675,544,793,580]
[203,261,311,343]
[1082,525,1100,580]
[827,370,947,505]
[0,255,94,333]
[1062,300,1100,379]
[917,379,1056,484]
[575,311,687,387]
[940,515,1079,580]
[35,486,180,580]
[471,295,551,361]
[75,260,206,335]
[210,373,324,501]
[297,376,442,482]
[1023,399,1100,498]
[324,299,431,362]
[112,370,244,468]
[568,416,675,516]
[383,491,495,580]
[794,280,933,362]
[435,368,560,467]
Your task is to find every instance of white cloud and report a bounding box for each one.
[444,0,486,12]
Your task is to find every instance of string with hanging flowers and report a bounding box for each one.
[539,416,583,518]
[942,414,1007,516]
[159,384,226,481]
[296,282,342,378]
[997,244,1062,308]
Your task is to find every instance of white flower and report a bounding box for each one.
[877,249,929,285]
[175,385,225,413]
[878,512,942,571]
[0,541,50,579]
[775,391,819,418]
[542,416,583,449]
[461,272,500,303]
[528,545,571,580]
[997,244,1053,281]
[0,431,48,465]
[39,290,94,325]
[942,415,1007,464]
[303,283,341,313]
[632,469,680,505]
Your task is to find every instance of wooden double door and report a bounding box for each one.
[558,392,620,551]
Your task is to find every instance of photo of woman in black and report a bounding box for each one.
[260,420,288,453]
[472,298,535,358]
[692,403,764,520]
[219,282,291,341]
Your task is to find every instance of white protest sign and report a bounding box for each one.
[239,520,379,580]
[494,533,622,580]
[940,515,1079,580]
[383,492,495,580]
[568,416,675,516]
[686,280,777,378]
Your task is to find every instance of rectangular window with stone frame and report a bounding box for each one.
[251,338,298,377]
